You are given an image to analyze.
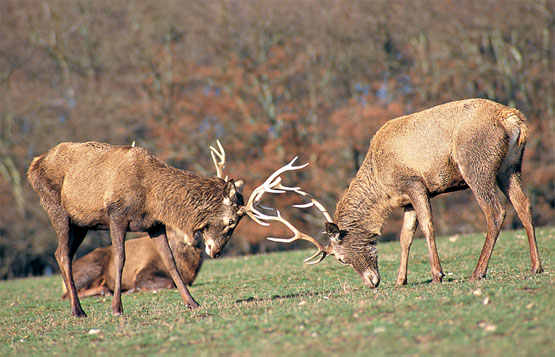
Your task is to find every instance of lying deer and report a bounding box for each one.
[266,99,543,288]
[28,140,306,317]
[62,226,203,299]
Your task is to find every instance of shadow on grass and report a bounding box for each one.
[400,276,459,287]
[234,289,335,305]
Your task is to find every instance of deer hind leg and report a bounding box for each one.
[498,172,543,274]
[33,173,87,316]
[407,184,444,283]
[108,218,127,316]
[68,225,88,259]
[396,206,418,286]
[460,170,506,280]
[148,224,200,309]
[51,212,87,317]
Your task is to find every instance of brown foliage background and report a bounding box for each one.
[1,0,553,278]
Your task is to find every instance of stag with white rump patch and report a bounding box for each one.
[268,99,543,288]
[28,140,306,317]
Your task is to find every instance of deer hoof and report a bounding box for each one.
[431,271,444,283]
[72,309,87,318]
[531,265,544,274]
[395,278,407,286]
[187,302,201,310]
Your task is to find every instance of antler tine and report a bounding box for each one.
[209,139,226,179]
[244,156,308,211]
[256,207,329,265]
[262,156,308,191]
[269,183,334,223]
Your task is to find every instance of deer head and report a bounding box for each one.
[253,175,380,288]
[198,140,245,258]
[322,222,380,288]
[199,178,244,258]
[201,142,312,259]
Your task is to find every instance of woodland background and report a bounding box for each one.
[0,0,553,279]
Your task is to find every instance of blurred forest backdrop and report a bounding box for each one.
[0,0,553,279]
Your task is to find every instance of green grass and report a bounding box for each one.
[1,227,553,356]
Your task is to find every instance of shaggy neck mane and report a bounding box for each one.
[334,156,391,240]
[147,165,225,234]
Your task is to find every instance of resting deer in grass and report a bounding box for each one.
[28,140,305,317]
[62,227,203,298]
[267,99,543,288]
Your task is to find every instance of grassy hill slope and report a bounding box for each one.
[1,227,553,356]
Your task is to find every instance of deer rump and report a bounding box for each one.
[62,230,203,299]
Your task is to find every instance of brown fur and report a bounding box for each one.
[27,141,244,317]
[62,227,204,299]
[324,99,543,287]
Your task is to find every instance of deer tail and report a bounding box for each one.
[497,107,528,147]
[26,155,45,189]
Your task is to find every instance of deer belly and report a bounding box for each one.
[61,196,110,228]
[424,160,467,195]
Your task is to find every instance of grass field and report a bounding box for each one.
[1,227,553,356]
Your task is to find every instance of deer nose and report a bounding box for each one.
[362,270,380,288]
[205,240,217,258]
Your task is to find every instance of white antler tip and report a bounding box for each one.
[293,202,315,209]
[267,237,294,243]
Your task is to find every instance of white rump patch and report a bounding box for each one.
[505,114,521,148]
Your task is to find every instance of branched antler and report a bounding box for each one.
[243,157,331,264]
[209,140,226,179]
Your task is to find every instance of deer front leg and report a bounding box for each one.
[109,218,127,316]
[149,225,200,309]
[408,185,444,283]
[396,206,418,286]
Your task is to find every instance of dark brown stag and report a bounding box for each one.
[27,140,306,317]
[62,227,204,298]
[269,99,543,287]
[61,142,238,299]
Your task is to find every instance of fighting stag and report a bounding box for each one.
[27,140,307,317]
[60,142,234,300]
[268,99,543,288]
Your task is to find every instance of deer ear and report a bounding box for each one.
[325,222,343,243]
[223,180,237,206]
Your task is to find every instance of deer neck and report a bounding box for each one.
[334,172,390,237]
[147,167,222,235]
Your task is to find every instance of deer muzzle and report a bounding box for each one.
[362,269,381,288]
[204,239,219,258]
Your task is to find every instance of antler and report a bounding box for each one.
[243,157,330,264]
[209,140,226,179]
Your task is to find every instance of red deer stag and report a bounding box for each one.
[267,99,543,288]
[62,227,203,298]
[60,141,236,299]
[28,140,306,317]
